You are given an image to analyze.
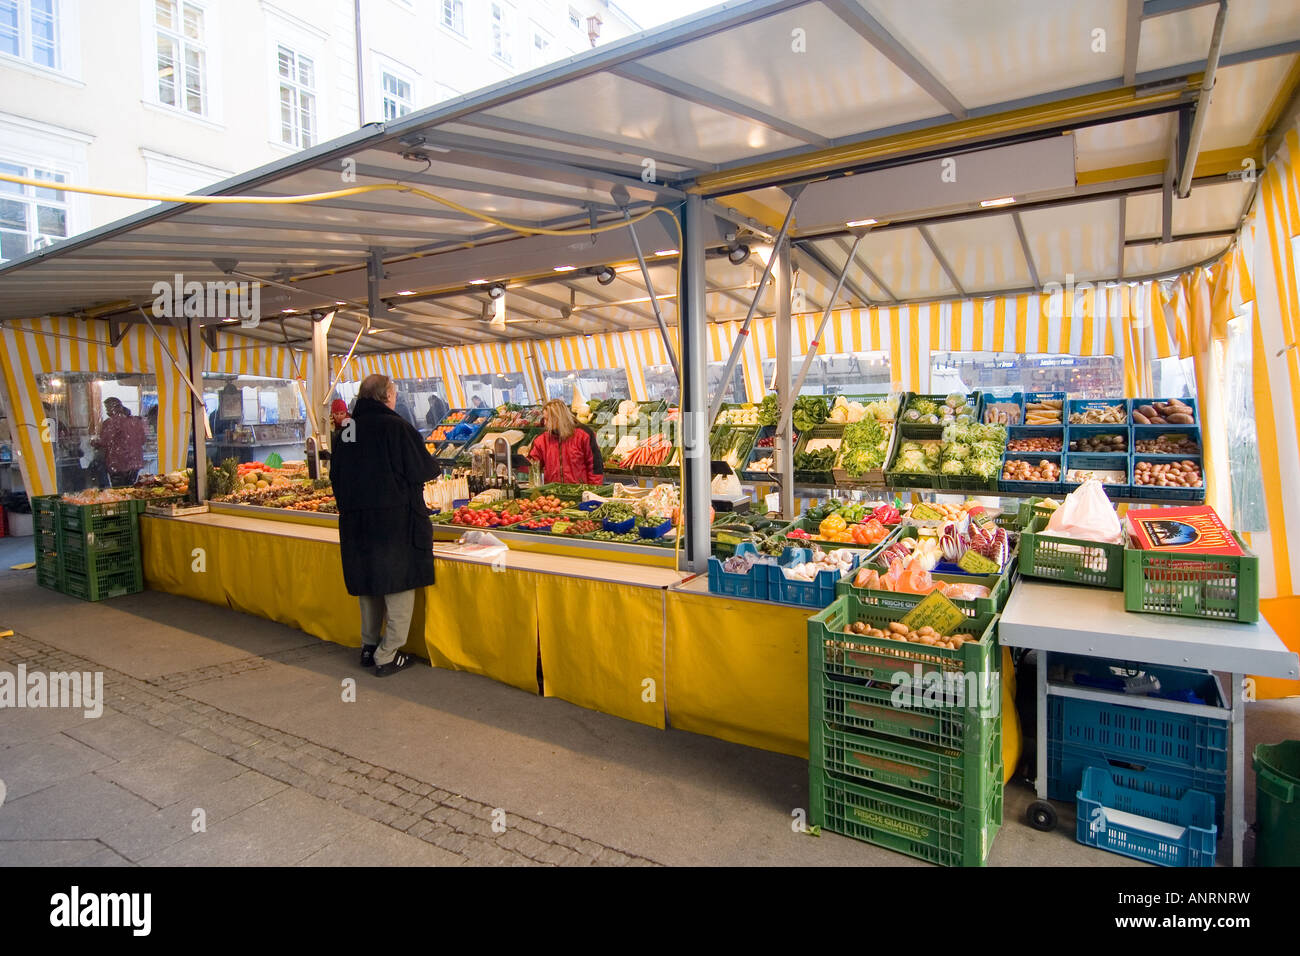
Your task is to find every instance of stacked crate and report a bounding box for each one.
[807,594,1004,866]
[33,496,145,601]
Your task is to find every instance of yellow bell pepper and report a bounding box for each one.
[819,513,847,536]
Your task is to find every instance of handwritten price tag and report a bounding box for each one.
[910,503,943,521]
[899,591,967,636]
[958,550,1001,574]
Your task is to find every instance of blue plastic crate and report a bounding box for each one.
[1131,423,1202,457]
[602,516,635,533]
[637,517,673,539]
[1076,766,1217,867]
[1066,398,1127,426]
[1066,423,1130,455]
[707,543,771,600]
[980,392,1024,425]
[1024,390,1067,408]
[1130,396,1198,425]
[1005,424,1065,454]
[1130,454,1206,501]
[1048,741,1226,829]
[998,452,1064,495]
[768,545,857,608]
[1048,688,1228,770]
[1063,452,1130,499]
[577,500,602,512]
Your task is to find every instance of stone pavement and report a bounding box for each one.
[0,631,653,866]
[2,534,1295,867]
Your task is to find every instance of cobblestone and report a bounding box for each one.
[0,632,661,868]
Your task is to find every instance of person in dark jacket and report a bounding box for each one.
[329,374,440,676]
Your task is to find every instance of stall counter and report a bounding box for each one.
[140,511,679,728]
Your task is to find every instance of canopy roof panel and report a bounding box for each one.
[0,0,1296,350]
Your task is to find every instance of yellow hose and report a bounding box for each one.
[0,171,674,238]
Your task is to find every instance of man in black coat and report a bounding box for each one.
[329,374,440,676]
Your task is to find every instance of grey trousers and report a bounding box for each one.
[358,590,416,666]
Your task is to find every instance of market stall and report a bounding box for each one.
[3,0,1300,867]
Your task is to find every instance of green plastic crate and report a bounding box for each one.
[56,497,144,535]
[1123,532,1259,623]
[811,720,1001,807]
[62,545,142,582]
[1018,514,1125,589]
[809,764,1002,867]
[809,594,999,684]
[60,523,140,559]
[811,673,999,751]
[60,561,143,602]
[835,567,1011,617]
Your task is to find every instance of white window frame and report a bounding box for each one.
[0,156,69,260]
[440,0,465,36]
[374,55,416,122]
[275,44,317,149]
[0,0,79,81]
[0,113,89,261]
[490,1,515,67]
[139,0,223,126]
[262,4,328,152]
[567,5,582,32]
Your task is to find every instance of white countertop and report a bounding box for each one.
[1000,580,1299,678]
[145,511,686,590]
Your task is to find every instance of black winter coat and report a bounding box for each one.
[329,397,441,595]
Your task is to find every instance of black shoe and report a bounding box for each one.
[374,651,417,677]
[360,644,377,668]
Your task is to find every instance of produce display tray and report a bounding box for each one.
[1075,767,1217,867]
[1063,452,1131,499]
[1123,531,1258,622]
[835,567,1011,618]
[59,561,144,602]
[809,595,1000,684]
[809,764,1002,867]
[1065,399,1128,427]
[1050,743,1226,831]
[1005,425,1065,454]
[1130,396,1198,425]
[998,453,1064,496]
[898,391,981,438]
[1131,424,1202,457]
[832,420,898,489]
[1018,514,1126,589]
[1129,454,1205,502]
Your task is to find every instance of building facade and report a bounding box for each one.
[0,0,640,258]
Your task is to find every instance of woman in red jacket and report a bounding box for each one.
[529,399,603,484]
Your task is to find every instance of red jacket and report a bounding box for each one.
[528,428,601,484]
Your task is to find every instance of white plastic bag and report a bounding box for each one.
[1046,478,1123,543]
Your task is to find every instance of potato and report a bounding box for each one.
[1167,413,1194,424]
[888,622,909,635]
[1132,411,1150,424]
[1139,405,1157,418]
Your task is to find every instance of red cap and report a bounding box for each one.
[330,399,349,415]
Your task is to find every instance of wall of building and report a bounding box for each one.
[0,0,639,253]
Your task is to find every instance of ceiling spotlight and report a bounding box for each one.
[727,243,751,265]
[846,218,877,228]
[591,265,616,285]
[553,265,577,272]
[980,196,1016,208]
[654,249,678,257]
[487,283,506,299]
[468,279,489,285]
[395,290,415,296]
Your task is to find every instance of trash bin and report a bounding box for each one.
[1253,740,1300,867]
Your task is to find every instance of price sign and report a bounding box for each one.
[968,507,993,527]
[911,503,943,521]
[900,591,966,636]
[958,550,1001,574]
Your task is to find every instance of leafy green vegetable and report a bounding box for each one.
[794,446,837,471]
[758,394,779,426]
[792,396,829,433]
[839,418,892,477]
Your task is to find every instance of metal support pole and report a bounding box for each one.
[786,232,863,415]
[187,315,207,501]
[681,193,712,572]
[309,311,334,445]
[775,242,794,519]
[611,187,680,382]
[707,185,803,425]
